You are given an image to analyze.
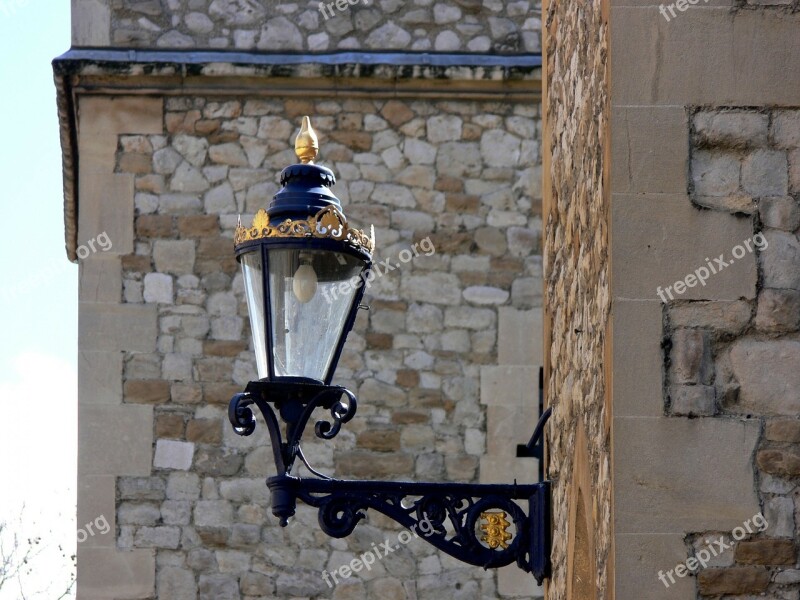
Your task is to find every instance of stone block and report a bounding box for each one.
[498,308,543,366]
[697,567,770,595]
[692,150,740,197]
[669,300,752,334]
[486,405,538,457]
[615,534,695,599]
[694,110,769,148]
[72,0,111,46]
[670,329,712,385]
[497,563,543,597]
[478,456,536,484]
[670,385,715,416]
[76,547,155,600]
[765,420,800,443]
[77,172,135,256]
[157,567,197,600]
[729,339,800,415]
[772,109,800,149]
[612,106,689,194]
[77,475,116,548]
[154,439,195,470]
[79,404,153,476]
[79,303,157,352]
[79,351,123,405]
[759,196,800,231]
[610,8,800,105]
[761,231,800,290]
[613,300,664,417]
[124,379,170,405]
[755,289,800,332]
[614,417,759,534]
[153,240,196,274]
[734,539,795,565]
[757,447,800,477]
[79,255,121,303]
[741,149,788,196]
[480,366,538,406]
[612,194,757,300]
[79,96,163,137]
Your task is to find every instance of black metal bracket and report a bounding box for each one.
[228,380,552,584]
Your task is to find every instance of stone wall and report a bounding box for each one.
[541,0,612,598]
[109,94,543,599]
[663,108,800,598]
[79,0,542,53]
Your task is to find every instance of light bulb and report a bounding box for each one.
[292,262,318,303]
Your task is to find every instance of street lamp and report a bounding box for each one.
[228,117,552,583]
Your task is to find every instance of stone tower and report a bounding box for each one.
[57,0,800,598]
[57,1,544,598]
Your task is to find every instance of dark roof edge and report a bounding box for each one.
[53,48,542,71]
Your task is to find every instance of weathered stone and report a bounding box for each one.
[257,16,303,50]
[729,339,800,415]
[154,240,196,274]
[697,567,770,595]
[143,273,173,304]
[166,472,200,500]
[124,379,170,404]
[365,22,412,49]
[760,195,800,231]
[742,149,788,196]
[194,447,243,476]
[134,526,181,549]
[154,439,195,470]
[186,419,222,444]
[757,447,800,477]
[335,451,414,477]
[766,420,800,442]
[670,329,712,385]
[357,430,401,452]
[669,300,752,334]
[761,231,800,289]
[157,567,197,600]
[173,135,208,168]
[692,150,740,196]
[118,502,160,526]
[401,273,461,304]
[773,109,800,149]
[160,500,192,525]
[670,385,716,417]
[463,286,509,305]
[198,574,239,600]
[755,288,800,332]
[734,539,795,565]
[118,477,166,501]
[276,569,330,597]
[155,413,185,438]
[694,111,769,148]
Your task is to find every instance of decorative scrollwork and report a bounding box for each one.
[228,393,256,436]
[290,479,543,573]
[234,205,375,253]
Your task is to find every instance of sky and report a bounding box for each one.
[0,0,77,597]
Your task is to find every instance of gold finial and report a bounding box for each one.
[295,116,319,164]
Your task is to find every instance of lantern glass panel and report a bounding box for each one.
[268,248,365,382]
[241,250,268,378]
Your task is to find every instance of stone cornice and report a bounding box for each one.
[53,49,542,261]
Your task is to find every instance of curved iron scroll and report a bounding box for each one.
[228,381,357,476]
[269,475,551,584]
